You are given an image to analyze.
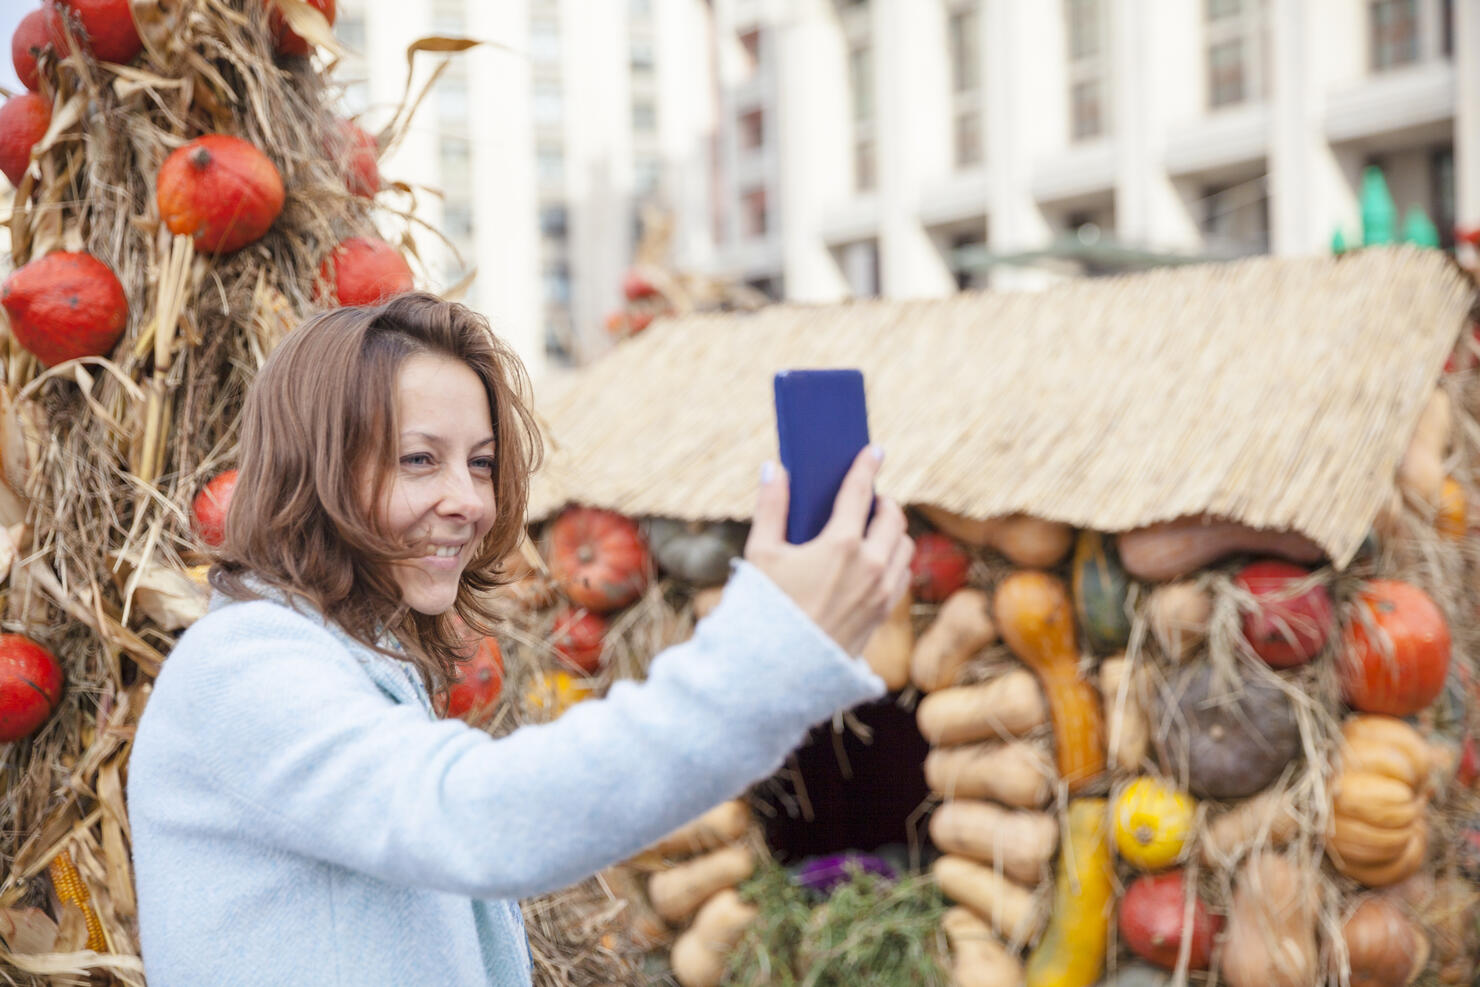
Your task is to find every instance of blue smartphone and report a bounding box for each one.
[773,368,872,545]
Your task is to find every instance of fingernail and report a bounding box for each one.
[870,444,885,462]
[761,460,775,484]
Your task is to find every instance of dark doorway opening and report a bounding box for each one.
[753,694,934,870]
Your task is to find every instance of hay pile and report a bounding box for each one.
[0,2,639,984]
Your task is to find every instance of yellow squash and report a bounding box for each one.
[1025,798,1114,987]
[1112,776,1195,871]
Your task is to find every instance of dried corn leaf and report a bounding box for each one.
[0,908,58,955]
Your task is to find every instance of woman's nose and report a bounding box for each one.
[437,466,485,519]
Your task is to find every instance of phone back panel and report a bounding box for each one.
[774,369,872,545]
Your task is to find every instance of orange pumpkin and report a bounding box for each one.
[326,117,379,198]
[317,236,414,307]
[266,0,335,55]
[0,634,63,742]
[55,0,141,63]
[157,134,285,253]
[191,469,238,549]
[549,506,651,612]
[2,251,128,366]
[11,6,65,92]
[1339,579,1451,718]
[0,91,51,186]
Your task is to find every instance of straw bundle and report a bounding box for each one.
[529,246,1472,570]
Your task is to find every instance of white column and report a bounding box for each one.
[873,0,954,298]
[364,0,437,244]
[656,0,718,274]
[776,0,850,302]
[466,3,542,380]
[560,0,632,359]
[1111,0,1200,251]
[985,0,1054,290]
[1268,0,1358,254]
[1455,0,1480,228]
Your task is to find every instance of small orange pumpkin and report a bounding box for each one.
[1339,579,1450,718]
[2,251,128,366]
[443,632,504,724]
[549,506,651,612]
[317,236,414,307]
[0,92,51,186]
[551,605,608,674]
[157,134,285,253]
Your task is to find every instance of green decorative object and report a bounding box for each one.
[1360,166,1397,246]
[1331,228,1348,254]
[1402,207,1440,248]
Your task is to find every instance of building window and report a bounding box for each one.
[1066,0,1108,140]
[631,0,652,17]
[630,37,655,75]
[1067,0,1101,58]
[1200,179,1270,255]
[1371,0,1419,69]
[949,4,982,169]
[1208,39,1245,106]
[443,202,474,240]
[539,204,567,238]
[849,43,875,191]
[338,13,366,52]
[438,78,468,123]
[533,81,563,126]
[739,108,764,151]
[632,99,657,132]
[1205,0,1266,108]
[439,138,470,189]
[543,262,571,304]
[1070,79,1103,140]
[537,144,564,185]
[634,156,661,196]
[954,112,982,168]
[1431,145,1455,249]
[740,29,762,76]
[530,18,560,63]
[742,187,768,238]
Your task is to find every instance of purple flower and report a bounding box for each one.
[794,853,896,894]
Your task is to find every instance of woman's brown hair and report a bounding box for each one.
[211,292,543,693]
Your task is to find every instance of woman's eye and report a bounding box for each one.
[470,457,496,473]
[401,453,434,467]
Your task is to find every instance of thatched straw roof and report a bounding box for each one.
[527,246,1474,568]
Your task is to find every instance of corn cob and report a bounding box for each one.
[48,849,107,952]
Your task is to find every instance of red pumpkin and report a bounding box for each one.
[0,92,51,187]
[11,6,65,92]
[909,532,970,603]
[192,469,238,548]
[0,634,63,742]
[549,506,650,612]
[551,606,608,674]
[55,0,141,63]
[622,268,657,301]
[1235,560,1334,668]
[266,0,335,56]
[317,236,414,307]
[1118,870,1221,970]
[445,634,504,723]
[628,309,656,334]
[157,134,285,254]
[2,251,128,366]
[1340,579,1451,717]
[326,117,378,198]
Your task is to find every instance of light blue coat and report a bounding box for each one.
[128,561,885,986]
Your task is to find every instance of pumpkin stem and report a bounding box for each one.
[1134,824,1155,846]
[189,146,213,171]
[577,545,594,564]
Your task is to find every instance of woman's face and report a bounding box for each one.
[378,351,498,615]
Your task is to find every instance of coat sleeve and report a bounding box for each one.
[135,561,885,899]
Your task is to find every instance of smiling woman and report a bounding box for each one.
[126,292,914,986]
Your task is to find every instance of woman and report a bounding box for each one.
[128,292,912,986]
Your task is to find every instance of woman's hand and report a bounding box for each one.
[743,447,913,656]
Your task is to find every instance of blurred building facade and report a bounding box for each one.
[343,0,1479,368]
